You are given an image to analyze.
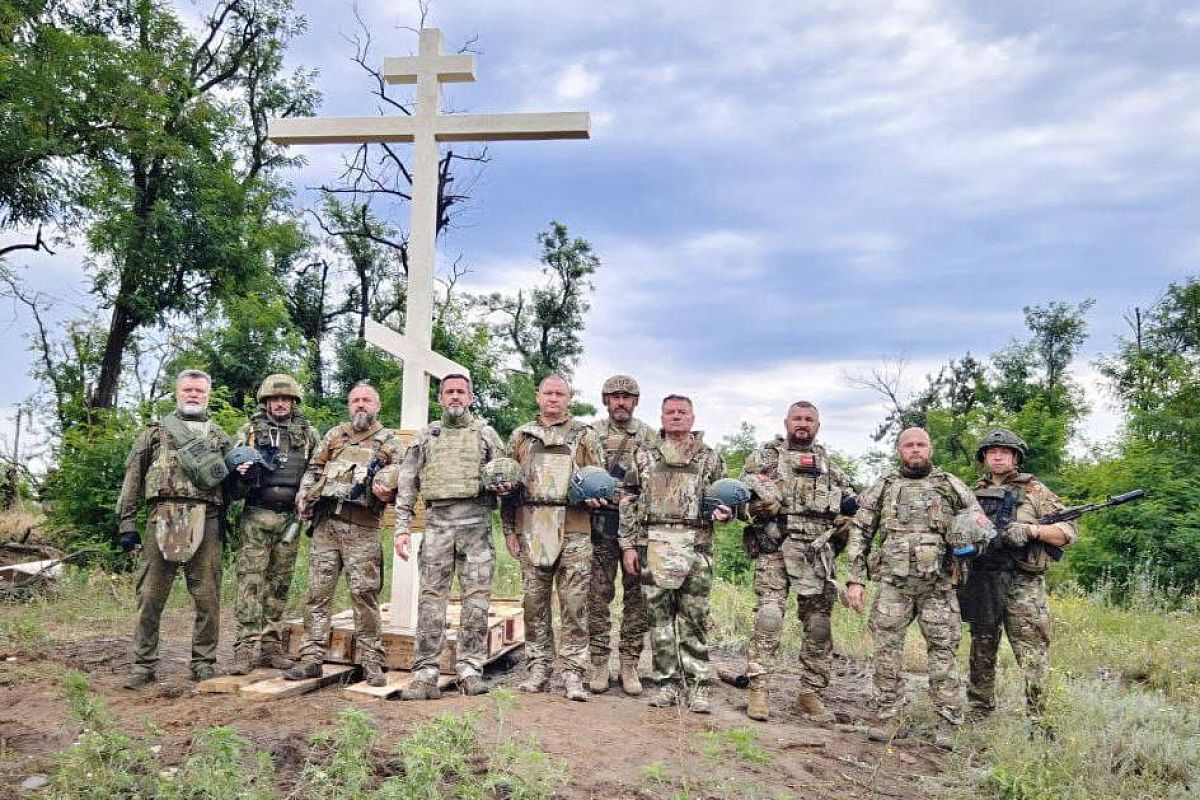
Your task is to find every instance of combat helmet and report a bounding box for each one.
[601,374,640,396]
[975,429,1028,464]
[226,445,273,482]
[567,465,617,504]
[257,373,304,403]
[702,477,751,517]
[481,458,524,492]
[948,509,996,558]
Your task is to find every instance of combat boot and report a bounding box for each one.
[283,660,322,681]
[401,671,442,701]
[230,646,253,676]
[619,658,643,696]
[363,662,387,688]
[256,640,295,670]
[933,718,959,750]
[123,671,155,690]
[795,691,834,723]
[460,674,489,696]
[746,688,770,721]
[688,683,711,715]
[648,682,680,708]
[517,664,550,693]
[589,657,611,693]
[564,671,590,702]
[191,663,217,682]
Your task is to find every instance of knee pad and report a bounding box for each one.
[756,603,784,634]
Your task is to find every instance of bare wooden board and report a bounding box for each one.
[194,669,277,694]
[342,670,457,701]
[239,664,358,701]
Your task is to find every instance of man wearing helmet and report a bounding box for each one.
[618,395,732,713]
[228,374,319,675]
[503,375,605,701]
[587,374,658,696]
[739,401,857,723]
[962,429,1077,722]
[393,374,506,700]
[116,370,232,688]
[844,428,992,746]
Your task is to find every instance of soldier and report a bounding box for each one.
[228,374,320,675]
[587,374,658,696]
[502,375,605,701]
[395,374,506,700]
[961,429,1077,721]
[116,370,232,688]
[619,394,731,713]
[0,460,18,512]
[740,401,856,722]
[283,382,404,687]
[844,427,992,744]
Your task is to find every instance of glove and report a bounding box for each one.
[747,498,781,520]
[119,530,141,552]
[1004,522,1032,547]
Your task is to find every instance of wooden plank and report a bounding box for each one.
[240,664,358,701]
[342,670,457,701]
[194,669,277,694]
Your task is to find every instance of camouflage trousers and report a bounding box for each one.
[132,507,222,676]
[644,548,713,687]
[588,525,649,663]
[298,516,384,667]
[746,543,836,692]
[412,501,494,680]
[967,570,1051,716]
[520,530,592,677]
[869,581,964,722]
[234,506,300,654]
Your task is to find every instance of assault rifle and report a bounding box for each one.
[1033,489,1145,562]
[346,456,383,502]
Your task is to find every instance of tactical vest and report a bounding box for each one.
[519,422,585,505]
[872,472,958,584]
[318,425,395,510]
[768,442,843,537]
[640,441,712,529]
[420,417,490,502]
[596,418,652,480]
[145,422,226,505]
[975,473,1049,574]
[247,412,312,507]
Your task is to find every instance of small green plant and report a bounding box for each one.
[159,727,276,800]
[298,707,376,799]
[700,728,772,765]
[483,735,569,800]
[642,760,671,784]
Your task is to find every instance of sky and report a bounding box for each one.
[3,0,1199,463]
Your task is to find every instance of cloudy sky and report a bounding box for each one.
[3,0,1199,460]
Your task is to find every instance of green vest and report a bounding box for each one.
[145,419,227,505]
[873,471,958,584]
[420,416,490,501]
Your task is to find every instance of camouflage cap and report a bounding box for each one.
[601,374,640,396]
[975,428,1028,463]
[257,373,303,403]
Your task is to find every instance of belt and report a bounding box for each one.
[249,500,294,513]
[330,504,383,529]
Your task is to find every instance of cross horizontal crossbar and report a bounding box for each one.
[268,112,590,145]
[383,53,476,84]
[363,319,468,380]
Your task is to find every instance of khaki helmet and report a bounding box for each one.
[948,509,996,557]
[481,457,524,491]
[257,373,303,403]
[975,429,1028,464]
[601,374,640,397]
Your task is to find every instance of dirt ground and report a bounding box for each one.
[0,607,949,800]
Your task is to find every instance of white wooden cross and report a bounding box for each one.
[269,28,589,632]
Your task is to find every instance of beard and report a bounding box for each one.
[789,431,815,447]
[900,458,932,478]
[178,402,207,418]
[351,410,375,432]
[445,404,467,420]
[610,407,632,424]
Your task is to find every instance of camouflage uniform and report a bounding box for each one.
[293,421,405,670]
[742,439,855,694]
[589,417,658,674]
[396,411,504,681]
[961,472,1077,716]
[845,467,983,723]
[232,409,319,663]
[117,409,232,679]
[618,434,725,693]
[502,416,604,680]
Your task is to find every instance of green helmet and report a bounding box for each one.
[257,373,303,403]
[975,429,1028,464]
[601,374,640,396]
[481,458,524,491]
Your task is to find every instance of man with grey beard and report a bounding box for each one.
[117,369,232,688]
[284,382,405,687]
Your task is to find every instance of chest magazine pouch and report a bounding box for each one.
[778,451,842,532]
[646,525,695,590]
[150,501,206,562]
[519,504,566,567]
[320,437,379,508]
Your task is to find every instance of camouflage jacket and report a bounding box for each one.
[741,438,855,537]
[394,412,505,531]
[500,415,603,536]
[618,432,725,551]
[299,420,407,521]
[973,471,1077,570]
[593,417,659,479]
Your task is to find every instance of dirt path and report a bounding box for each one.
[0,614,947,799]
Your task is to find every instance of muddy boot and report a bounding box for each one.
[965,703,993,723]
[933,718,959,750]
[230,646,253,676]
[517,664,550,693]
[795,691,834,723]
[688,683,711,715]
[648,682,680,708]
[619,658,643,696]
[283,660,322,681]
[401,670,442,701]
[191,663,217,682]
[589,657,610,694]
[123,671,155,690]
[257,641,295,670]
[746,688,769,721]
[460,674,489,696]
[363,662,387,688]
[564,671,590,702]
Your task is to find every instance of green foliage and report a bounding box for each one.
[700,728,772,765]
[717,422,757,477]
[713,520,751,583]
